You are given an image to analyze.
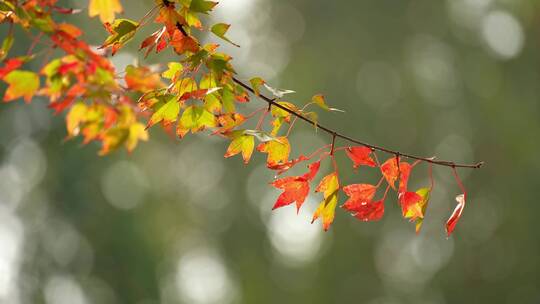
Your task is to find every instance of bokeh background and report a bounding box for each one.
[1,0,540,303]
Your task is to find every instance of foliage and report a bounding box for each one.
[0,0,482,236]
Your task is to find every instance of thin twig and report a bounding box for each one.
[232,76,484,169]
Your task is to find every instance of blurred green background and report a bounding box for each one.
[1,0,540,303]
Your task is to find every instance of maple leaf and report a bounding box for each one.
[266,155,309,175]
[99,127,129,155]
[89,0,123,23]
[381,157,412,191]
[124,65,163,92]
[341,184,377,212]
[162,62,183,81]
[354,200,384,222]
[398,162,412,193]
[409,188,431,233]
[271,161,320,211]
[126,122,148,152]
[345,146,376,169]
[215,113,246,134]
[176,105,216,137]
[249,77,265,96]
[311,94,344,112]
[170,30,199,55]
[312,172,339,231]
[140,26,168,57]
[257,137,291,167]
[269,101,297,135]
[446,193,466,237]
[147,96,180,128]
[156,3,186,33]
[271,177,310,211]
[211,23,239,47]
[224,131,255,164]
[100,18,138,55]
[66,102,88,136]
[3,70,40,103]
[179,88,220,101]
[341,184,384,222]
[381,157,399,189]
[312,197,338,231]
[398,191,422,218]
[187,0,218,14]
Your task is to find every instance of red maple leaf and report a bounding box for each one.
[341,184,384,221]
[345,146,376,169]
[354,200,384,222]
[271,161,320,212]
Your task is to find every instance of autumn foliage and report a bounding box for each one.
[0,0,482,236]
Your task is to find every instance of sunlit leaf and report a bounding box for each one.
[381,157,411,191]
[249,77,265,96]
[257,137,290,167]
[215,113,246,133]
[140,26,168,57]
[100,18,138,55]
[66,102,88,136]
[271,161,320,212]
[341,184,377,212]
[170,30,199,54]
[312,94,344,112]
[312,172,339,231]
[176,105,216,137]
[89,0,123,23]
[224,130,254,164]
[155,3,185,31]
[99,127,128,155]
[3,70,39,103]
[127,122,148,152]
[147,97,180,128]
[124,65,163,92]
[411,187,431,233]
[162,62,183,80]
[188,0,218,14]
[211,23,239,47]
[345,146,376,169]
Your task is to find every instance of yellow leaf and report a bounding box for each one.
[411,188,431,233]
[126,123,148,152]
[224,131,254,164]
[148,97,180,128]
[177,105,216,137]
[312,193,338,231]
[66,102,88,136]
[256,137,290,166]
[316,172,339,200]
[89,0,123,23]
[312,172,340,231]
[99,127,128,155]
[3,70,40,103]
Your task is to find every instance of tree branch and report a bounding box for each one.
[232,76,484,169]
